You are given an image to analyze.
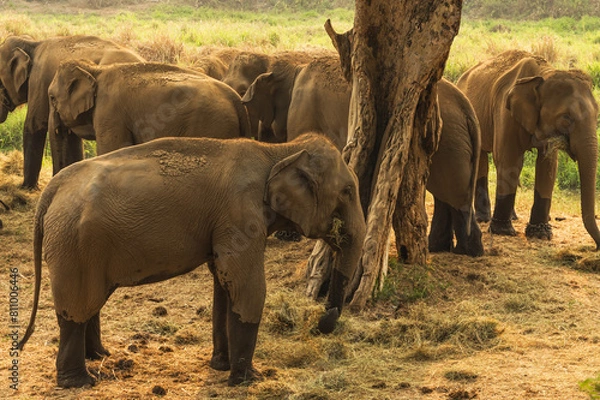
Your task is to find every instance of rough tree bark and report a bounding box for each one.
[306,1,462,309]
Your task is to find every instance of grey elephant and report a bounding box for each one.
[457,50,600,248]
[48,60,250,162]
[244,70,483,256]
[0,35,144,189]
[18,134,366,388]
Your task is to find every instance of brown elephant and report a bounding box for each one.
[48,60,250,162]
[457,50,600,248]
[244,69,483,256]
[18,134,366,388]
[428,79,483,256]
[0,35,144,189]
[242,54,349,146]
[222,50,331,139]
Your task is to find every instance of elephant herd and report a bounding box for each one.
[2,33,599,389]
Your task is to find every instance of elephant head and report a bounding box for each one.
[265,137,366,331]
[506,70,600,248]
[222,52,270,97]
[0,36,35,120]
[241,67,299,142]
[48,60,97,139]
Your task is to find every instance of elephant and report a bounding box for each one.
[0,35,144,189]
[17,133,366,388]
[427,78,484,256]
[286,56,351,150]
[241,54,349,146]
[222,50,332,139]
[48,60,251,162]
[457,50,600,248]
[244,68,483,256]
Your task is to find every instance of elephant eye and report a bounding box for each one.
[342,184,354,200]
[560,113,573,125]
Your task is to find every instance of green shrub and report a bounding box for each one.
[0,106,26,152]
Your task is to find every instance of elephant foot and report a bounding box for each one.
[475,210,491,223]
[57,368,96,388]
[274,230,302,242]
[209,353,230,371]
[428,240,453,253]
[490,218,517,236]
[228,365,263,386]
[525,223,553,240]
[317,307,340,334]
[452,242,484,257]
[85,345,110,361]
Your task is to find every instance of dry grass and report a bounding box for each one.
[1,154,600,400]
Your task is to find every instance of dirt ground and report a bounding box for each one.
[1,151,600,400]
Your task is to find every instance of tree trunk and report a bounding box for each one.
[307,1,462,309]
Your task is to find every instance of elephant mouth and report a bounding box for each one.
[545,134,575,160]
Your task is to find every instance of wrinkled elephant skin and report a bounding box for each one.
[18,134,366,388]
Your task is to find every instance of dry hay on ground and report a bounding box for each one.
[1,157,600,399]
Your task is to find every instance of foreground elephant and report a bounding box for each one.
[0,35,144,189]
[18,134,366,388]
[48,60,250,162]
[457,50,600,248]
[245,72,483,255]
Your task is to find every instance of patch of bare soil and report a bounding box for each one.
[1,156,600,399]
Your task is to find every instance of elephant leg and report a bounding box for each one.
[56,314,95,388]
[491,153,523,236]
[84,312,110,360]
[211,239,265,386]
[491,193,518,236]
[226,305,262,386]
[50,128,85,175]
[208,261,230,371]
[526,149,557,239]
[451,207,484,257]
[475,151,491,222]
[428,197,453,253]
[21,124,47,190]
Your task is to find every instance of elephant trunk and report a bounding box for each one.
[318,211,366,333]
[573,136,600,249]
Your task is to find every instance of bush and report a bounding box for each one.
[0,106,26,151]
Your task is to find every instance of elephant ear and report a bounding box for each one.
[265,150,318,236]
[63,66,97,122]
[10,47,31,94]
[242,72,275,128]
[506,76,543,135]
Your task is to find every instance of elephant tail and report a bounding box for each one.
[466,106,482,236]
[235,97,252,139]
[18,184,55,350]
